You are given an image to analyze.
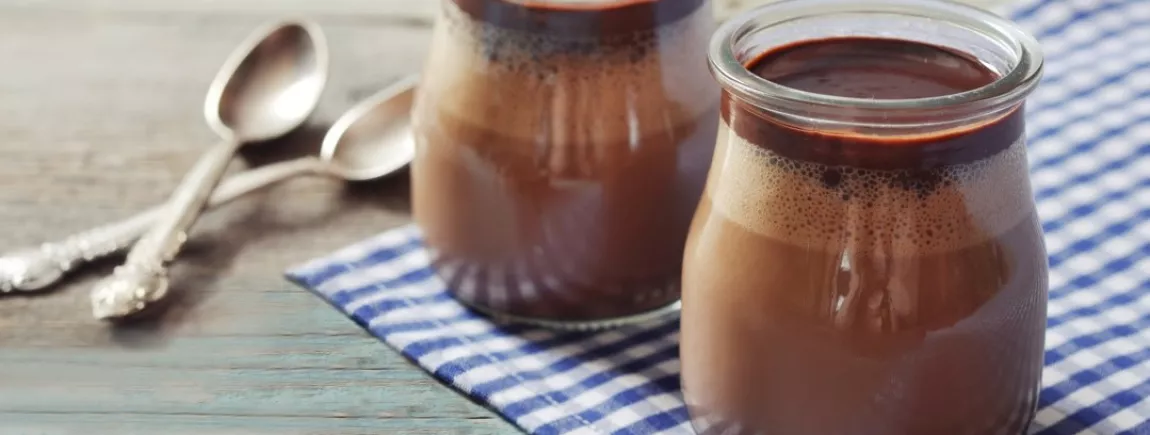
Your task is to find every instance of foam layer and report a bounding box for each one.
[417,0,716,145]
[708,122,1036,255]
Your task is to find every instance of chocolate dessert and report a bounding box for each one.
[411,0,719,324]
[681,37,1047,434]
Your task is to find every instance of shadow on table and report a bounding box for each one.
[239,122,413,214]
[106,122,412,346]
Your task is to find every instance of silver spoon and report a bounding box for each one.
[0,76,417,297]
[88,21,328,319]
[82,77,418,319]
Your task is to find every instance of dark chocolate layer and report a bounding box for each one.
[450,0,707,37]
[723,37,1023,170]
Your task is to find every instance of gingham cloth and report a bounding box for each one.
[286,0,1150,433]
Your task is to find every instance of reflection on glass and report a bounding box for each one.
[411,0,719,327]
[681,1,1048,433]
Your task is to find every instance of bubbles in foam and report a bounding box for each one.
[421,0,716,153]
[441,1,674,66]
[709,123,1034,255]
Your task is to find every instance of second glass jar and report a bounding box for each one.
[411,0,719,328]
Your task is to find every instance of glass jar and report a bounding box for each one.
[680,0,1046,433]
[411,0,719,329]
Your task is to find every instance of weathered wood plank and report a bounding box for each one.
[1,334,398,370]
[0,0,441,21]
[0,364,490,418]
[3,413,508,435]
[1,283,361,336]
[0,3,514,433]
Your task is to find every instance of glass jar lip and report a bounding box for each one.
[708,0,1045,114]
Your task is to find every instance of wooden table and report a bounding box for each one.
[0,1,1011,434]
[0,1,517,433]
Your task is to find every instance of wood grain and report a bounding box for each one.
[0,2,514,434]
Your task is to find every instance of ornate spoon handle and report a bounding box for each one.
[0,157,323,294]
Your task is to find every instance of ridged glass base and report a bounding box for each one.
[461,299,682,332]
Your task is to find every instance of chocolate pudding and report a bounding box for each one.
[681,37,1048,434]
[411,0,719,324]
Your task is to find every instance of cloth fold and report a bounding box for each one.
[287,0,1150,433]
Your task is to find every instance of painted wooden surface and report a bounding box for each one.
[0,0,1010,434]
[0,1,514,433]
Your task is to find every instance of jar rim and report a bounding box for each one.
[708,0,1044,115]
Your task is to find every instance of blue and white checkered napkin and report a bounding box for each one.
[287,0,1150,433]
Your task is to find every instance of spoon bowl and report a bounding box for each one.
[206,21,328,141]
[322,75,419,181]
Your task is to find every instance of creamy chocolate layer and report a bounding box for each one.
[722,37,1023,170]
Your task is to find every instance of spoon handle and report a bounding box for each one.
[0,157,324,294]
[89,138,281,319]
